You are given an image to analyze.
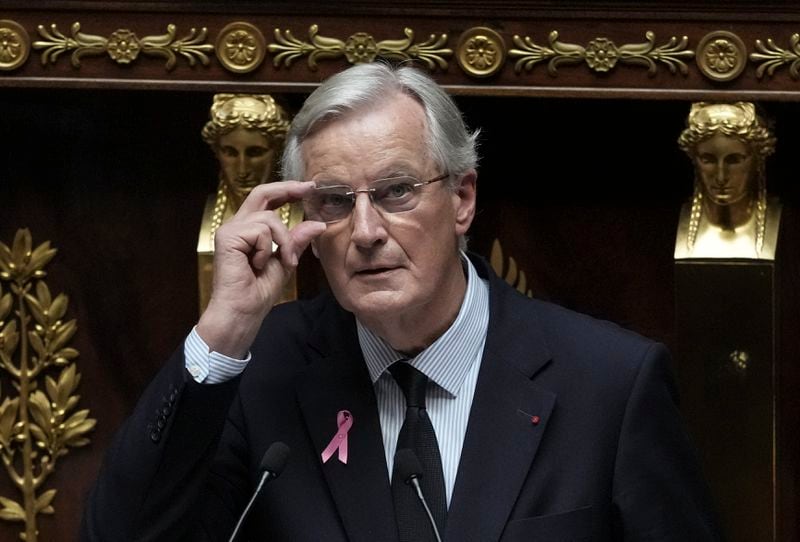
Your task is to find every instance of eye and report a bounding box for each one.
[220,146,239,158]
[245,146,269,158]
[381,181,416,199]
[319,192,351,208]
[725,153,749,165]
[698,154,715,164]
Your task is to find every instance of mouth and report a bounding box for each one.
[354,266,399,277]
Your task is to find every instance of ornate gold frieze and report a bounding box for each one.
[33,22,214,70]
[696,31,746,82]
[489,239,532,298]
[456,26,506,78]
[750,34,800,79]
[268,25,451,71]
[0,229,95,542]
[215,21,266,74]
[0,20,30,72]
[509,31,693,76]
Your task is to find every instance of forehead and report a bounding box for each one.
[301,92,432,181]
[218,126,271,148]
[696,133,750,155]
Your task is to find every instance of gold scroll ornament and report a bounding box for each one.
[0,229,95,542]
[198,94,301,312]
[268,25,451,71]
[509,31,693,76]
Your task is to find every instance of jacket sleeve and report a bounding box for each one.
[80,344,241,542]
[612,342,723,540]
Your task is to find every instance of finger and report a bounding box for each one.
[286,221,327,263]
[243,224,276,271]
[238,181,317,214]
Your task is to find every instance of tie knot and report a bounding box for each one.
[388,362,428,408]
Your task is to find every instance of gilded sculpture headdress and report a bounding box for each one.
[678,102,775,159]
[202,94,290,147]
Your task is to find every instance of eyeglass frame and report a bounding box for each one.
[303,172,451,223]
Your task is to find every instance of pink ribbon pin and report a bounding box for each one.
[321,410,353,464]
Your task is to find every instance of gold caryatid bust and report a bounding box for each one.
[675,102,781,260]
[197,94,302,310]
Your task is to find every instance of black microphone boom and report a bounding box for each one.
[394,448,443,542]
[228,441,291,542]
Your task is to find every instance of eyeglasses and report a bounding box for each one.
[303,173,449,223]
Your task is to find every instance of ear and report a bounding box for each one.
[453,169,477,237]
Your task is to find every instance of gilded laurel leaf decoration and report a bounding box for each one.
[33,22,213,70]
[617,32,694,76]
[489,239,533,298]
[268,25,451,71]
[509,31,693,76]
[0,229,94,542]
[750,34,800,79]
[140,25,214,70]
[33,22,107,67]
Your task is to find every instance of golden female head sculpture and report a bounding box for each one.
[201,94,291,238]
[677,102,776,254]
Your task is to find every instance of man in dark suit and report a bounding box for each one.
[82,63,720,541]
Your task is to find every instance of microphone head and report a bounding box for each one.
[259,441,290,478]
[394,448,423,485]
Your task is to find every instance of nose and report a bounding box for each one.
[237,156,249,178]
[714,160,728,186]
[349,192,388,248]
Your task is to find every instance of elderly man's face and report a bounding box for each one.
[303,92,475,333]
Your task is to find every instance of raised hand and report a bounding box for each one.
[196,181,326,358]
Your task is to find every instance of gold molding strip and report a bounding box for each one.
[509,31,694,76]
[750,34,800,79]
[268,25,452,71]
[0,229,95,542]
[33,22,214,70]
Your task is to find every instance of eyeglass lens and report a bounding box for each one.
[303,175,444,223]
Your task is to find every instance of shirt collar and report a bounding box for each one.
[358,253,490,397]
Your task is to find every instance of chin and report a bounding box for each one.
[339,288,411,321]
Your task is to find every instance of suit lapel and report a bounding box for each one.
[297,303,399,542]
[446,258,556,541]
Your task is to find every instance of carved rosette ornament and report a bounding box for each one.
[751,34,800,79]
[268,25,452,71]
[33,22,214,70]
[509,30,694,76]
[696,31,747,82]
[215,22,266,74]
[0,229,95,542]
[456,26,506,78]
[0,20,30,72]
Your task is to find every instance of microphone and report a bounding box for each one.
[394,448,443,542]
[228,441,291,542]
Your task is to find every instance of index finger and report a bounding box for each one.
[238,180,316,214]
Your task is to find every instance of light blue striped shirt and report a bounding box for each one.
[357,256,489,505]
[185,255,489,506]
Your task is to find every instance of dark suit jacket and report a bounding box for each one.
[82,255,720,541]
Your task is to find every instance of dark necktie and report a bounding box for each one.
[389,361,447,541]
